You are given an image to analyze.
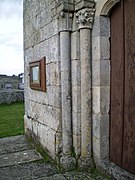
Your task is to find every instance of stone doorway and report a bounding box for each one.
[110,0,135,174]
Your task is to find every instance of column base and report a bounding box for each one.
[78,157,94,170]
[60,155,76,171]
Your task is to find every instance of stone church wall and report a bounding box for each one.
[23,0,135,179]
[23,0,61,159]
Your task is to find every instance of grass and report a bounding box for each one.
[0,102,24,138]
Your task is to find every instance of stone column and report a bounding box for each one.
[59,11,76,170]
[60,30,72,155]
[76,7,95,167]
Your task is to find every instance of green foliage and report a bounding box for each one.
[0,102,24,138]
[90,166,111,180]
[71,147,76,158]
[26,136,52,164]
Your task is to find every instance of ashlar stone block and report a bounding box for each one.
[24,115,33,133]
[92,60,100,86]
[43,105,61,131]
[100,135,109,159]
[92,36,110,61]
[38,123,56,159]
[100,37,110,60]
[32,120,39,137]
[29,89,49,105]
[100,114,109,137]
[47,85,61,108]
[30,31,41,47]
[24,47,34,63]
[40,8,52,28]
[100,86,110,115]
[92,16,110,38]
[100,60,110,86]
[48,35,59,62]
[92,37,100,60]
[46,62,60,86]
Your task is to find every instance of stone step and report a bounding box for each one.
[0,135,33,155]
[0,149,43,168]
[0,161,58,180]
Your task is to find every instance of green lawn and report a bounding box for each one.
[0,102,24,138]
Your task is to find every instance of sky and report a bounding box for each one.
[0,0,23,76]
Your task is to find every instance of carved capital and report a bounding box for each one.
[58,11,73,32]
[76,8,95,29]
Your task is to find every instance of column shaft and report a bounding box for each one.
[80,28,92,157]
[60,31,72,155]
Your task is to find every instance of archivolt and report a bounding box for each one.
[95,0,120,16]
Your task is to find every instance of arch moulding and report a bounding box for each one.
[95,0,120,16]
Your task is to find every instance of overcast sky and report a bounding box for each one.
[0,0,23,76]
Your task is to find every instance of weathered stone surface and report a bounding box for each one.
[92,60,100,86]
[92,37,100,60]
[38,123,56,159]
[60,156,76,171]
[93,136,100,158]
[92,16,110,38]
[92,86,100,115]
[24,115,33,132]
[100,86,110,115]
[0,135,32,155]
[78,157,94,170]
[37,174,67,180]
[0,149,43,168]
[100,37,110,60]
[92,114,100,139]
[64,172,93,180]
[40,19,58,42]
[100,159,135,180]
[71,31,80,60]
[72,85,81,113]
[73,134,81,156]
[28,102,61,131]
[80,28,92,158]
[0,162,59,180]
[100,60,110,86]
[48,35,59,62]
[72,85,81,156]
[71,60,81,86]
[24,1,135,178]
[46,62,61,86]
[75,0,95,11]
[24,4,60,155]
[60,31,72,155]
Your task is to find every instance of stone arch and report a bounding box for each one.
[95,0,120,16]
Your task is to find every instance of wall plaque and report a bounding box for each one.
[29,57,46,92]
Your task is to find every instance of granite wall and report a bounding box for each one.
[23,0,62,160]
